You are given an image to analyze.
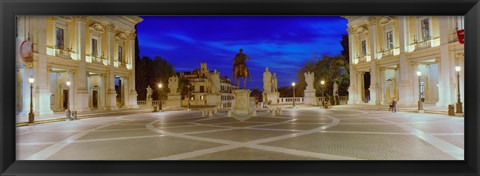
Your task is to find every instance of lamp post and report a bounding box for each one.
[292,82,296,108]
[65,81,71,120]
[416,71,423,113]
[321,80,325,108]
[28,77,35,125]
[455,66,463,113]
[158,83,163,111]
[187,85,191,111]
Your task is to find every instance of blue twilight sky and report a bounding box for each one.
[137,16,348,89]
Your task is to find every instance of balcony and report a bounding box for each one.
[448,32,459,43]
[114,61,122,67]
[354,54,371,64]
[102,58,109,66]
[415,40,431,51]
[55,48,72,59]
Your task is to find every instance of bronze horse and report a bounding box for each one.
[232,49,251,89]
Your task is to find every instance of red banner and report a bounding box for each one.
[457,29,464,44]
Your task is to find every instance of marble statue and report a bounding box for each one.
[209,70,221,94]
[168,75,179,94]
[146,85,153,100]
[272,73,278,92]
[333,82,339,96]
[263,67,272,92]
[304,72,315,91]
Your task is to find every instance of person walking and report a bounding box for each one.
[392,97,398,113]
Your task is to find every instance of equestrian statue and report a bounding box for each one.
[232,48,252,89]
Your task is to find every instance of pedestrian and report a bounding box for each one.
[392,97,397,113]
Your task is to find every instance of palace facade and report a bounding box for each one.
[344,16,464,108]
[16,16,143,116]
[179,63,237,108]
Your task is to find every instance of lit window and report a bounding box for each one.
[92,38,98,57]
[117,46,123,62]
[386,31,394,50]
[361,40,367,56]
[56,27,64,49]
[421,19,430,41]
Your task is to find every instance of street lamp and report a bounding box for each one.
[65,81,71,120]
[292,82,296,108]
[158,83,163,111]
[416,71,423,112]
[28,77,35,125]
[321,80,325,108]
[455,66,463,113]
[187,85,191,111]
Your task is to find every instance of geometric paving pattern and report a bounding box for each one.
[16,106,464,160]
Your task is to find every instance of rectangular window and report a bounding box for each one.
[55,27,64,49]
[386,31,394,50]
[92,38,98,57]
[117,46,122,62]
[361,40,367,56]
[200,86,205,93]
[421,19,430,41]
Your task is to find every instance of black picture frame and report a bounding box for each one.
[1,0,479,175]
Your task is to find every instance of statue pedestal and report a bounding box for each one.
[206,94,221,108]
[263,91,280,104]
[230,89,254,120]
[304,89,317,105]
[164,94,181,110]
[146,99,153,107]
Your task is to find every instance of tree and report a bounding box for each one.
[136,56,152,100]
[278,86,294,97]
[149,56,175,100]
[179,76,191,100]
[250,88,263,102]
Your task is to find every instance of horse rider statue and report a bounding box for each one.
[232,48,252,89]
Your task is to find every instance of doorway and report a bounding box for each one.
[363,72,371,103]
[92,90,98,109]
[63,89,69,110]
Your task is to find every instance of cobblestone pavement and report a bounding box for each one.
[16,106,464,160]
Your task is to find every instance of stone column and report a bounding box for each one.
[396,16,414,106]
[105,24,117,110]
[347,27,357,104]
[33,16,53,115]
[436,16,452,107]
[100,74,106,110]
[19,65,31,116]
[128,33,138,108]
[367,17,380,105]
[75,17,90,112]
[379,68,387,105]
[67,71,75,111]
[356,72,364,103]
[412,63,420,103]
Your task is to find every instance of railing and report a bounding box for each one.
[355,55,371,63]
[278,97,304,104]
[448,32,459,43]
[415,40,431,51]
[382,49,393,57]
[137,100,146,106]
[137,96,349,108]
[114,61,122,67]
[102,58,109,66]
[317,96,348,105]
